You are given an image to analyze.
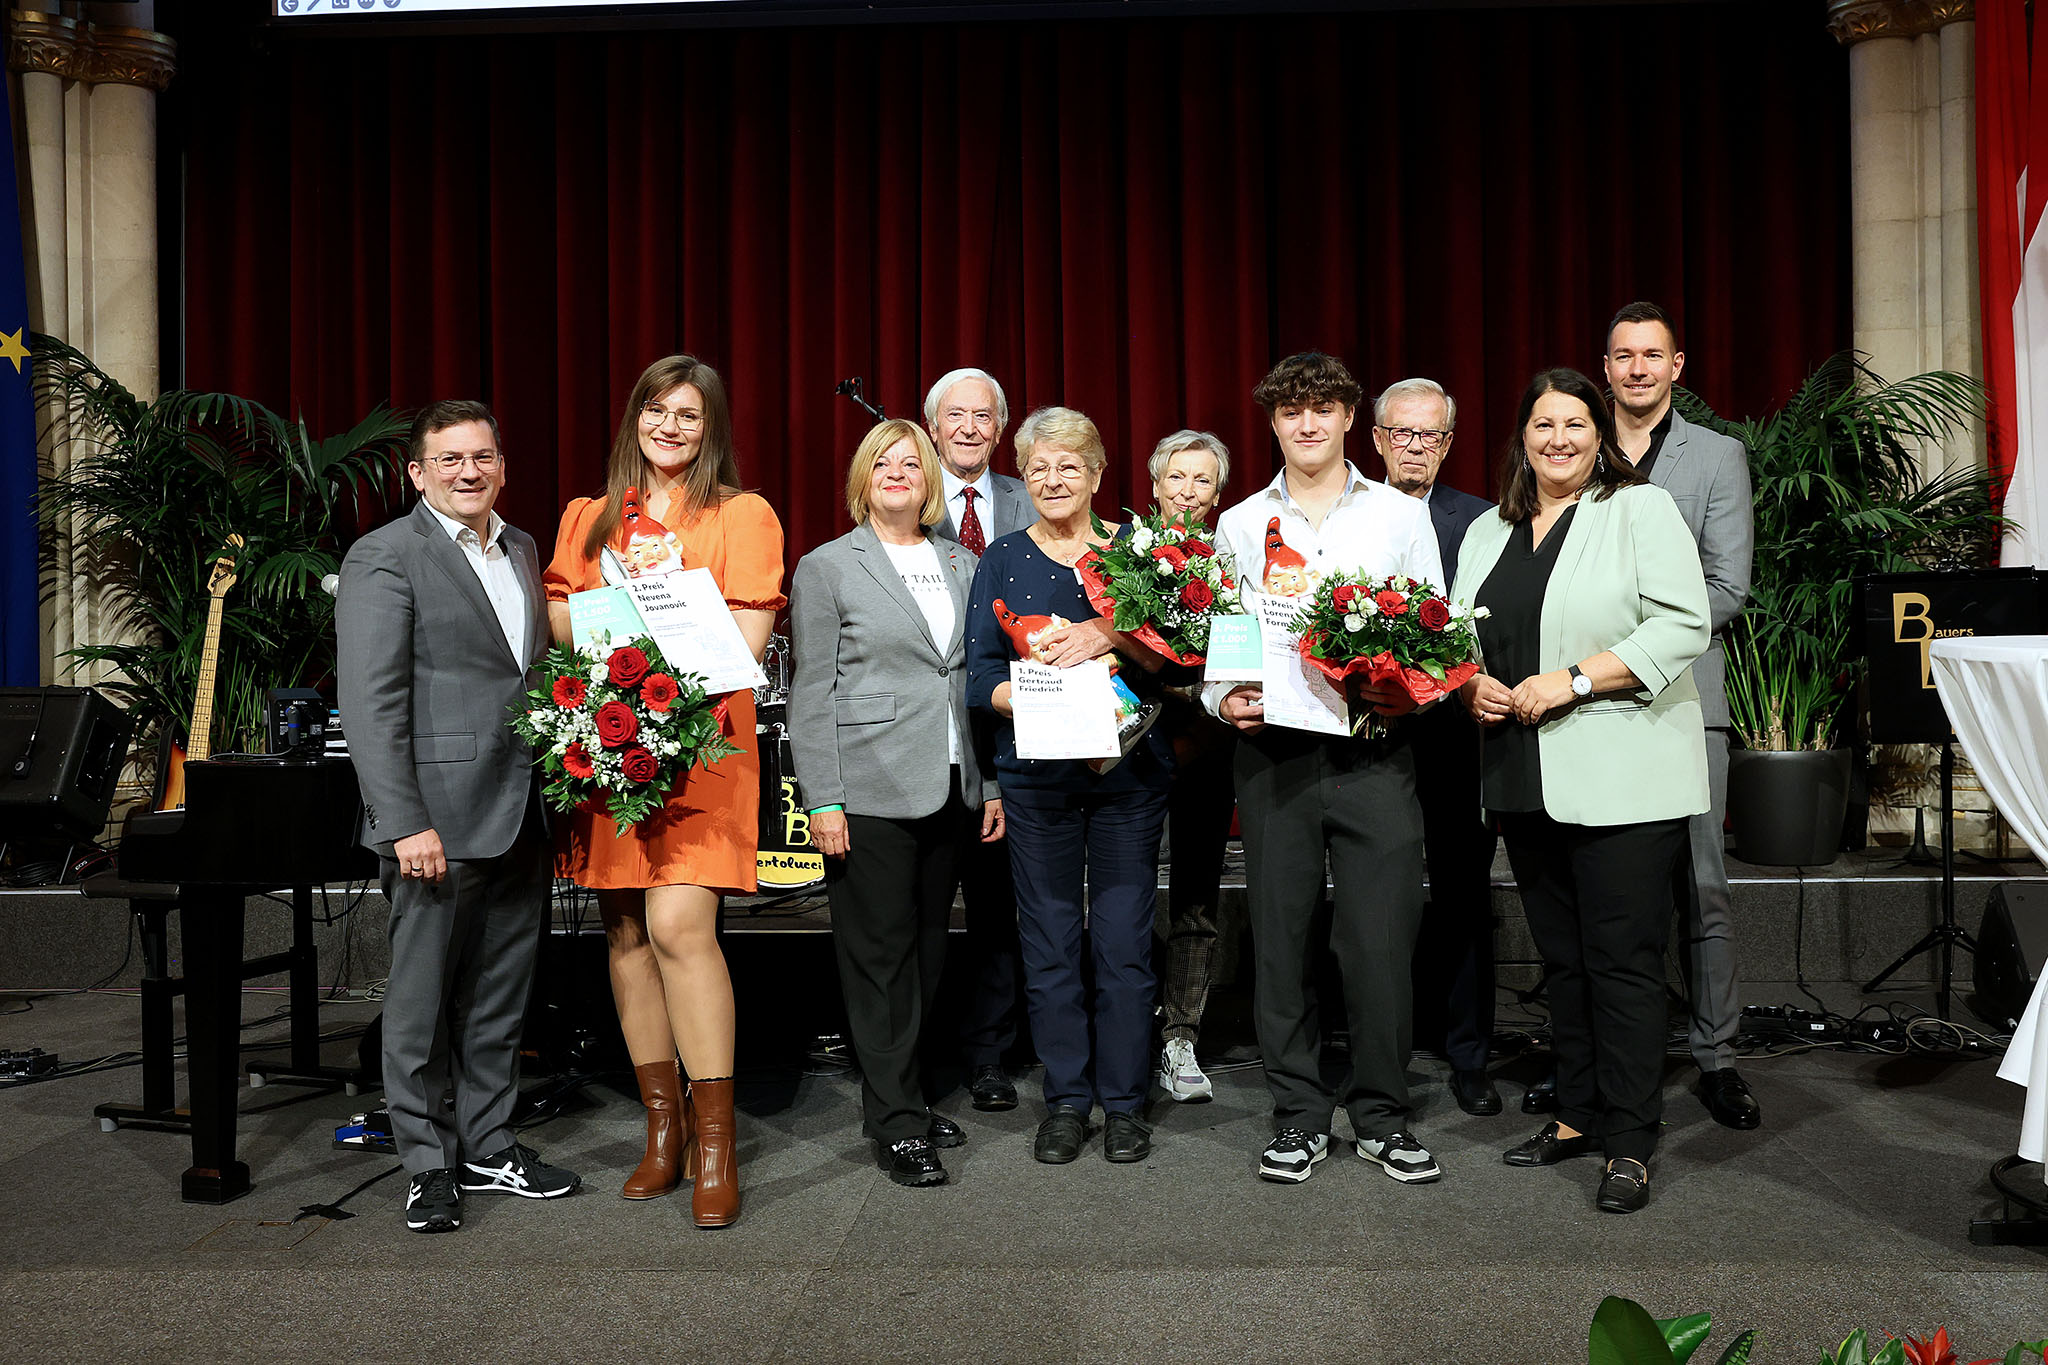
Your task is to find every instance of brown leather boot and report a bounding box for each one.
[621,1059,687,1199]
[688,1076,740,1228]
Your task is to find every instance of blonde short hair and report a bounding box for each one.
[1146,429,1231,488]
[1014,406,1106,475]
[846,419,946,527]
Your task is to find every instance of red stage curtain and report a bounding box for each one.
[176,6,1848,566]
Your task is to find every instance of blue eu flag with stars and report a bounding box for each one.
[0,93,39,685]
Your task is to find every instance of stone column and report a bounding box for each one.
[7,6,174,683]
[1827,0,1983,475]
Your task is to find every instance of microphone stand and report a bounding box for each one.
[833,377,886,421]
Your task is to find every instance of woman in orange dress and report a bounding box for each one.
[543,354,785,1229]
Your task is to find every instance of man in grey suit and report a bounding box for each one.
[924,367,1032,1112]
[1604,301,1760,1130]
[1372,379,1504,1119]
[337,400,580,1232]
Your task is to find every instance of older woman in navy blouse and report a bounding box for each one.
[965,407,1184,1165]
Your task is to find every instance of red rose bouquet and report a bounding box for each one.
[1290,573,1489,736]
[512,635,739,836]
[1075,508,1243,664]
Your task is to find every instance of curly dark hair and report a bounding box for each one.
[1252,351,1363,413]
[1495,368,1646,522]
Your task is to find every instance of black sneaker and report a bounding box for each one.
[404,1167,463,1232]
[459,1142,582,1199]
[1258,1127,1330,1183]
[1355,1129,1442,1184]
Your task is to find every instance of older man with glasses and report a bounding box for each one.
[1370,378,1504,1120]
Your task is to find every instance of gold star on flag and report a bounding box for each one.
[0,330,27,374]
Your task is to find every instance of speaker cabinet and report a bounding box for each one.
[1975,882,2048,1031]
[0,687,135,840]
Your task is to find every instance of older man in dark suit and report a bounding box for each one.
[924,367,1033,1111]
[337,400,577,1233]
[1374,378,1503,1118]
[1604,300,1758,1130]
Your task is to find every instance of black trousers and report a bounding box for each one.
[1161,712,1238,1043]
[954,821,1024,1069]
[1236,727,1424,1139]
[1408,702,1498,1072]
[1499,810,1686,1164]
[826,791,968,1143]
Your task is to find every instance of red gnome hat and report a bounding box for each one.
[993,599,1062,658]
[1264,516,1308,580]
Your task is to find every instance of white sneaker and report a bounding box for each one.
[1355,1129,1442,1184]
[1258,1128,1329,1183]
[1156,1037,1214,1103]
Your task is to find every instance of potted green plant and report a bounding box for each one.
[32,334,411,770]
[1674,354,1996,866]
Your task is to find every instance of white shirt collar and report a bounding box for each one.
[422,501,504,551]
[1259,460,1374,511]
[940,464,995,506]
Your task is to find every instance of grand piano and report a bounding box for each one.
[118,754,375,1203]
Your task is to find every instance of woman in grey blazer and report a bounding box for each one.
[1451,368,1710,1215]
[788,419,1002,1188]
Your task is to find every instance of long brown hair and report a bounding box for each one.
[1494,367,1645,523]
[581,355,743,559]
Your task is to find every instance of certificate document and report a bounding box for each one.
[1009,659,1121,760]
[621,568,769,695]
[1200,613,1263,683]
[1244,590,1347,736]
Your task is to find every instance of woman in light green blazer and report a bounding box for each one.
[1449,368,1710,1215]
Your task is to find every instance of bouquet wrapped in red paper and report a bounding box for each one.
[1075,509,1243,665]
[1290,574,1489,735]
[512,636,739,837]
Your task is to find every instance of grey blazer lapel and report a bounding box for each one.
[413,504,521,671]
[505,530,549,671]
[997,479,1033,539]
[937,536,973,656]
[852,521,941,658]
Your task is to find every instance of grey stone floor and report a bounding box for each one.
[0,990,2044,1363]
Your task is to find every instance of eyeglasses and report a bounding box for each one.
[1377,426,1451,451]
[420,452,502,473]
[642,402,704,430]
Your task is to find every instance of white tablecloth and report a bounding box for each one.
[1929,635,2048,1176]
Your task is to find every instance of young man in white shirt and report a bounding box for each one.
[1209,352,1447,1186]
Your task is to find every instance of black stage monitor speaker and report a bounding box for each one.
[0,687,135,840]
[1975,883,2048,1030]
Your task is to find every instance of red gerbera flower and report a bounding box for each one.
[561,742,595,779]
[1374,589,1409,615]
[552,675,588,709]
[640,673,681,713]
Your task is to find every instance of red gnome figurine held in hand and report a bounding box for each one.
[1262,517,1315,598]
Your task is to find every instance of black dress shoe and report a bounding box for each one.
[1102,1111,1152,1163]
[1521,1070,1559,1114]
[1596,1158,1650,1214]
[926,1111,966,1148]
[1697,1068,1761,1130]
[1502,1120,1600,1168]
[875,1136,948,1187]
[1032,1105,1090,1164]
[969,1064,1018,1112]
[1450,1068,1503,1116]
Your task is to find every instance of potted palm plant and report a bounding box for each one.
[33,334,411,771]
[1674,354,1996,866]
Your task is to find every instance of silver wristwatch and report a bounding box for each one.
[1567,664,1592,698]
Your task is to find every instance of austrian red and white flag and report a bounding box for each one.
[1980,0,2048,567]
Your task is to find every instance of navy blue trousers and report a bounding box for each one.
[1003,783,1168,1115]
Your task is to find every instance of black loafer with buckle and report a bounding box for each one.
[1597,1157,1650,1214]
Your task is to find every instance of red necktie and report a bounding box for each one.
[958,486,987,556]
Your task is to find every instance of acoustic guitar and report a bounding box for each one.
[157,537,243,813]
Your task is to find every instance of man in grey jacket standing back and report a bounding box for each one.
[1604,301,1760,1130]
[925,367,1033,1112]
[337,400,580,1232]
